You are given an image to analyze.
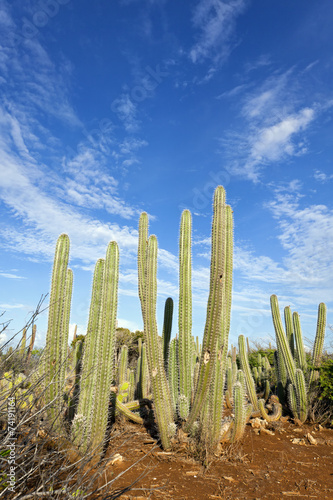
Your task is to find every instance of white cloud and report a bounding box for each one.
[314,170,333,183]
[190,0,246,64]
[111,94,140,132]
[0,272,26,279]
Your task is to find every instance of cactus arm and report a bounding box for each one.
[116,398,143,424]
[168,338,179,414]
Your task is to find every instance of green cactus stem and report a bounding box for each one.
[162,297,173,370]
[238,335,258,411]
[293,312,307,373]
[309,303,327,385]
[138,212,149,323]
[295,368,308,423]
[168,338,178,414]
[270,295,296,387]
[258,398,282,422]
[72,258,105,450]
[143,235,174,449]
[90,242,119,452]
[284,306,295,357]
[44,234,71,432]
[230,381,246,443]
[118,345,129,388]
[185,186,229,432]
[178,210,192,419]
[20,328,27,360]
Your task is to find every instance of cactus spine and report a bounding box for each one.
[44,234,71,432]
[178,209,192,419]
[230,381,246,443]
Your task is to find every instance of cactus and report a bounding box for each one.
[293,312,307,373]
[185,186,230,432]
[295,368,308,423]
[142,235,174,449]
[238,335,258,411]
[270,295,296,387]
[168,338,179,414]
[118,345,128,388]
[90,242,119,452]
[258,398,282,422]
[178,209,192,419]
[230,381,246,443]
[284,306,295,357]
[72,258,104,450]
[309,303,327,385]
[44,234,71,432]
[73,242,119,454]
[162,297,173,369]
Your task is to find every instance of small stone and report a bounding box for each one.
[260,427,275,436]
[318,424,324,432]
[109,453,123,465]
[307,433,317,445]
[291,438,306,445]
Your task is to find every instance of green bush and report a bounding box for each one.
[319,358,333,403]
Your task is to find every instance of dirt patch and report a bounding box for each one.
[95,421,333,499]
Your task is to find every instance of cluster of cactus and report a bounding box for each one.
[39,184,329,462]
[270,295,327,423]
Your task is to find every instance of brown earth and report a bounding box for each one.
[94,420,333,500]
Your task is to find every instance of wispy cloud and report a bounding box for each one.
[313,169,333,183]
[221,69,320,181]
[190,0,247,65]
[0,271,26,280]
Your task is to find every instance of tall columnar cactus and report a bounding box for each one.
[178,209,193,419]
[142,235,174,449]
[138,212,148,322]
[208,204,233,446]
[284,306,295,358]
[293,312,307,373]
[44,234,71,432]
[72,258,105,450]
[270,295,321,423]
[185,186,231,433]
[90,242,119,451]
[238,335,258,411]
[162,297,173,370]
[270,295,296,387]
[309,302,327,385]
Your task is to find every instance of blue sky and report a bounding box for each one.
[0,0,332,351]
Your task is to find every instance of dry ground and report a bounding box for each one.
[95,420,333,500]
